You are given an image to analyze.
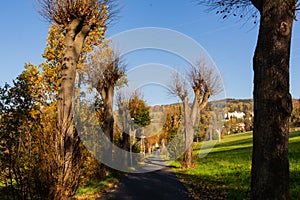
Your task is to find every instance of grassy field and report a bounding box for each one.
[171,131,300,200]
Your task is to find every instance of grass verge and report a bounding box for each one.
[75,171,124,200]
[171,131,300,200]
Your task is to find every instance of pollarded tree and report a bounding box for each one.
[198,0,299,199]
[38,0,115,199]
[170,59,222,168]
[85,40,126,162]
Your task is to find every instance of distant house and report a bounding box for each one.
[237,122,245,131]
[230,122,246,133]
[224,111,245,120]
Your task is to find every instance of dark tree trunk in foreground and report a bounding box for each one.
[251,1,295,199]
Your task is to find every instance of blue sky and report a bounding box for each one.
[0,1,299,105]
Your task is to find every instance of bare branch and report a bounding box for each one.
[189,59,222,98]
[85,40,126,91]
[196,0,258,23]
[169,71,189,101]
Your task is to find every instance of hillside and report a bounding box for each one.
[147,98,300,139]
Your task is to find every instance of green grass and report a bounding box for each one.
[171,131,300,200]
[75,171,124,200]
[289,132,300,199]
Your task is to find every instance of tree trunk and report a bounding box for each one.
[99,85,115,164]
[183,145,193,168]
[182,97,193,168]
[55,19,90,199]
[122,113,130,167]
[251,1,294,199]
[118,101,130,167]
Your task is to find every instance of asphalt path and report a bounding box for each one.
[97,154,193,200]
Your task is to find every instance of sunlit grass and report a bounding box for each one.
[75,172,124,200]
[171,131,300,200]
[289,131,300,199]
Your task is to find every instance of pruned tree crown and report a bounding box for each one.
[38,0,113,29]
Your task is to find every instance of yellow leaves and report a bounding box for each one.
[43,24,65,62]
[82,27,106,55]
[30,109,40,120]
[18,61,61,109]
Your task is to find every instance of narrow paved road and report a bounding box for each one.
[97,167,192,200]
[97,152,192,200]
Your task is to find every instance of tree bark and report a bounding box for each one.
[183,97,193,168]
[251,1,294,199]
[117,100,130,167]
[102,86,114,142]
[99,85,115,163]
[122,112,130,167]
[182,82,211,168]
[55,19,90,199]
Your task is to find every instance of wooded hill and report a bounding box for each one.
[146,98,300,140]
